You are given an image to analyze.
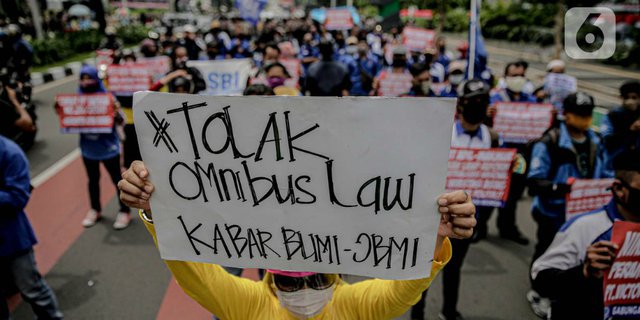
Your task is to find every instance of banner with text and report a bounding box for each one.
[493,102,554,144]
[325,9,354,30]
[402,27,436,51]
[56,93,114,134]
[604,221,640,319]
[446,148,516,208]
[187,59,252,96]
[134,93,456,279]
[566,178,614,220]
[378,72,413,97]
[106,64,152,94]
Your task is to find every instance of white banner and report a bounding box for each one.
[134,92,456,280]
[187,59,253,96]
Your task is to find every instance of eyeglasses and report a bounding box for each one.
[273,274,334,293]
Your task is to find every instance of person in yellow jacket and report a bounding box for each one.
[118,160,476,320]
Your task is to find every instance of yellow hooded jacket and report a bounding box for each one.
[142,215,452,320]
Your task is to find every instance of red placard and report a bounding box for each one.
[138,56,171,82]
[493,102,554,144]
[377,71,413,97]
[604,221,640,319]
[446,148,517,208]
[56,93,114,134]
[106,64,152,94]
[325,9,354,30]
[566,178,614,220]
[402,27,436,51]
[400,9,433,19]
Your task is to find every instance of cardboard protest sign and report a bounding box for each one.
[493,102,554,144]
[402,27,436,51]
[134,93,456,279]
[187,59,252,96]
[544,73,577,110]
[446,148,516,208]
[138,56,172,82]
[325,9,354,30]
[565,178,614,219]
[56,93,114,134]
[377,72,413,97]
[106,64,152,94]
[604,221,640,319]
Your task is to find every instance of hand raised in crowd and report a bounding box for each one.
[159,69,189,86]
[437,190,476,239]
[583,240,618,279]
[118,160,154,213]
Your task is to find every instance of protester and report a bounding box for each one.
[351,39,380,96]
[0,135,64,320]
[99,26,123,52]
[0,69,35,139]
[531,149,640,320]
[413,79,499,320]
[601,80,640,175]
[65,65,131,229]
[526,92,609,316]
[117,159,475,319]
[304,40,351,96]
[543,59,577,112]
[373,46,411,96]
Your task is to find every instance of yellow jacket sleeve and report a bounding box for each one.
[141,214,277,319]
[332,237,452,319]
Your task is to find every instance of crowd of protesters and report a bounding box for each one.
[1,12,640,320]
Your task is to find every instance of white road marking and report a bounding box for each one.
[31,148,81,188]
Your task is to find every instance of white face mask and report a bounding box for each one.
[420,80,432,94]
[276,287,334,319]
[449,74,464,85]
[505,76,527,93]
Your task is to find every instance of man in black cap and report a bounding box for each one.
[526,92,610,317]
[531,148,640,320]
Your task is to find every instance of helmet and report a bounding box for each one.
[458,79,490,99]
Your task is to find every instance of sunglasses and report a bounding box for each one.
[273,274,334,293]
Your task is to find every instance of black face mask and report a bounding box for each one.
[82,84,100,93]
[392,58,406,68]
[615,180,640,214]
[461,104,488,125]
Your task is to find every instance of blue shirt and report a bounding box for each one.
[0,135,37,256]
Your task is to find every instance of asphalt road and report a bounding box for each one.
[10,47,638,319]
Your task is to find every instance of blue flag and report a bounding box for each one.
[236,0,268,26]
[466,0,489,82]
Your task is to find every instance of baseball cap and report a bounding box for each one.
[563,92,595,116]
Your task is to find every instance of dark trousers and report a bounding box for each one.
[476,173,526,236]
[411,237,473,319]
[532,208,564,264]
[497,172,526,235]
[82,155,129,213]
[123,124,141,169]
[0,249,63,320]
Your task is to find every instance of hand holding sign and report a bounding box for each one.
[118,160,154,211]
[584,240,618,279]
[119,161,476,244]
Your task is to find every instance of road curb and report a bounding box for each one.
[31,58,96,86]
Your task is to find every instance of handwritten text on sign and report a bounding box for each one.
[604,221,640,319]
[402,27,436,51]
[493,102,554,144]
[56,93,114,134]
[106,64,152,94]
[134,93,455,279]
[187,59,252,96]
[446,148,516,208]
[565,178,614,220]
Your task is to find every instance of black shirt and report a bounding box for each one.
[304,61,351,96]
